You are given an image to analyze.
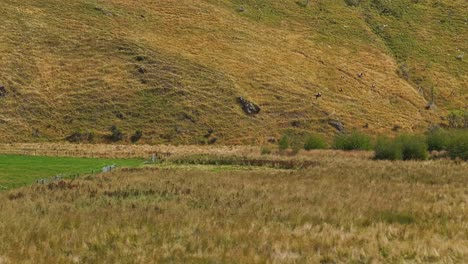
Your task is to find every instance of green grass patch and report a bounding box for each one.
[0,155,143,189]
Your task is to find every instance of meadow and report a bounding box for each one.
[0,149,467,263]
[0,155,142,189]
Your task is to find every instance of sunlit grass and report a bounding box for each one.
[0,152,466,263]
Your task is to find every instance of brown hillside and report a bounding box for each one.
[0,0,466,144]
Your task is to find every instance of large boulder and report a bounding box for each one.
[238,97,260,115]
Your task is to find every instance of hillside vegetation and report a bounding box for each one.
[0,0,466,144]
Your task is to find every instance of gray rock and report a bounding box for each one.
[238,97,260,115]
[328,120,344,132]
[236,6,246,12]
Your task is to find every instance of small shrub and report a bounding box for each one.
[109,125,123,142]
[344,0,361,7]
[130,130,143,143]
[396,134,428,160]
[374,136,402,160]
[261,146,272,155]
[446,130,468,160]
[304,134,326,150]
[66,130,94,143]
[333,131,372,151]
[278,135,289,151]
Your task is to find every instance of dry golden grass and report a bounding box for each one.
[0,0,466,144]
[0,142,373,160]
[0,153,467,263]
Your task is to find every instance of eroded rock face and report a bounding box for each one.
[328,120,345,132]
[238,97,260,115]
[0,85,6,97]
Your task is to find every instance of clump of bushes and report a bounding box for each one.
[333,131,372,151]
[374,134,428,160]
[109,125,123,142]
[426,129,467,160]
[130,130,143,143]
[66,130,95,143]
[278,131,328,154]
[304,134,327,150]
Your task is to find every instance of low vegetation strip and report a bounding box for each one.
[0,158,466,263]
[168,154,320,169]
[0,155,142,189]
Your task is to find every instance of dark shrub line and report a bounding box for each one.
[272,128,466,161]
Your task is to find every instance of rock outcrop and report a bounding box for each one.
[238,97,260,115]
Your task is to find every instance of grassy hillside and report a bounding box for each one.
[0,0,466,144]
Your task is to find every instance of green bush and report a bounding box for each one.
[304,134,327,150]
[396,134,428,160]
[426,129,450,151]
[278,135,289,151]
[374,136,402,160]
[375,134,429,161]
[446,130,468,160]
[333,131,373,151]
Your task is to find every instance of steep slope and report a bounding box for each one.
[0,0,466,144]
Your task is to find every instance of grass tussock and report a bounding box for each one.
[0,156,467,263]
